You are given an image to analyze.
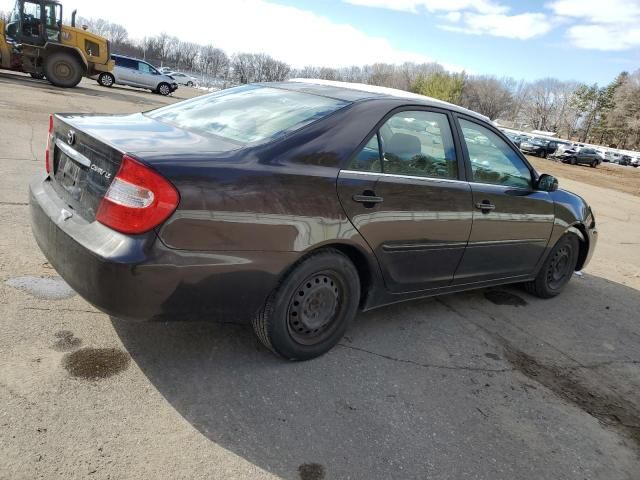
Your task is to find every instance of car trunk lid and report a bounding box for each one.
[48,113,241,222]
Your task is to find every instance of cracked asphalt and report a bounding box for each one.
[1,71,640,480]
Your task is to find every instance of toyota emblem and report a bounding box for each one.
[67,130,75,145]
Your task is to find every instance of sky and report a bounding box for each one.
[2,0,639,84]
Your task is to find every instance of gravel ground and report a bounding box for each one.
[1,71,639,480]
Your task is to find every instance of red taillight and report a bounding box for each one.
[45,114,53,173]
[95,155,179,234]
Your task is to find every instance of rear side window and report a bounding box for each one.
[349,110,458,179]
[380,111,457,179]
[115,56,137,69]
[459,119,531,188]
[147,85,350,145]
[349,134,381,172]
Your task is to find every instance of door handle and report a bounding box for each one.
[352,191,383,207]
[475,201,495,212]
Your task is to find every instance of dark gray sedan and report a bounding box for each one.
[30,80,598,360]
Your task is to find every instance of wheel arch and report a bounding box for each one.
[567,224,589,271]
[282,242,381,310]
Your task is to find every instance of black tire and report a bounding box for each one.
[30,72,45,80]
[98,72,115,87]
[252,249,361,360]
[569,157,577,165]
[590,160,597,168]
[157,82,171,96]
[524,233,580,299]
[44,51,84,88]
[542,151,548,158]
[187,81,194,87]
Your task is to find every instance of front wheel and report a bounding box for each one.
[590,160,598,168]
[157,82,171,96]
[570,157,577,165]
[98,72,115,87]
[524,233,580,298]
[44,52,84,88]
[252,249,361,360]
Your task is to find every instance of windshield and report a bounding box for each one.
[147,85,350,145]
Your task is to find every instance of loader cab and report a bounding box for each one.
[6,0,62,45]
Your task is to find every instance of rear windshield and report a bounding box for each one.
[146,85,350,145]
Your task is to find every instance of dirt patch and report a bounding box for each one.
[52,330,81,352]
[484,290,528,307]
[504,345,640,450]
[298,463,325,480]
[62,348,130,380]
[527,155,640,197]
[5,276,75,300]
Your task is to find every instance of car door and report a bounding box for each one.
[452,116,555,284]
[114,57,138,86]
[338,108,474,293]
[136,61,157,88]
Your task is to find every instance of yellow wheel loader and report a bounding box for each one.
[0,0,114,88]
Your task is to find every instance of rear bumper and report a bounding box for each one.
[29,175,296,322]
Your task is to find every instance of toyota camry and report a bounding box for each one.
[30,79,598,360]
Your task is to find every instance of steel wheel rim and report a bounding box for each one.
[54,61,72,81]
[287,272,344,346]
[547,245,572,289]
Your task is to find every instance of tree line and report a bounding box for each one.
[1,10,638,149]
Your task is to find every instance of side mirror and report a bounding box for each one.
[537,174,558,192]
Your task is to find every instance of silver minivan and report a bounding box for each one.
[97,55,178,96]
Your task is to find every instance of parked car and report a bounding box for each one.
[97,55,178,96]
[30,80,597,360]
[158,67,173,74]
[618,155,632,166]
[631,157,640,168]
[167,71,198,87]
[503,132,529,148]
[559,147,602,167]
[519,138,558,158]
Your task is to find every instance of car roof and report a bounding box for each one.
[275,79,491,123]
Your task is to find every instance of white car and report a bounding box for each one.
[167,72,198,87]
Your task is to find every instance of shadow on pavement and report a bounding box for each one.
[111,273,640,479]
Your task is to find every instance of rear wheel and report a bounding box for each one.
[590,160,598,168]
[252,249,360,360]
[541,151,548,158]
[98,72,115,87]
[524,233,580,298]
[570,157,577,165]
[44,52,84,88]
[157,82,171,96]
[187,81,194,87]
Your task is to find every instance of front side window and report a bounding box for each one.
[147,85,350,145]
[459,119,531,188]
[138,62,154,74]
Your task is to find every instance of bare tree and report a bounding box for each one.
[202,46,229,78]
[461,76,513,120]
